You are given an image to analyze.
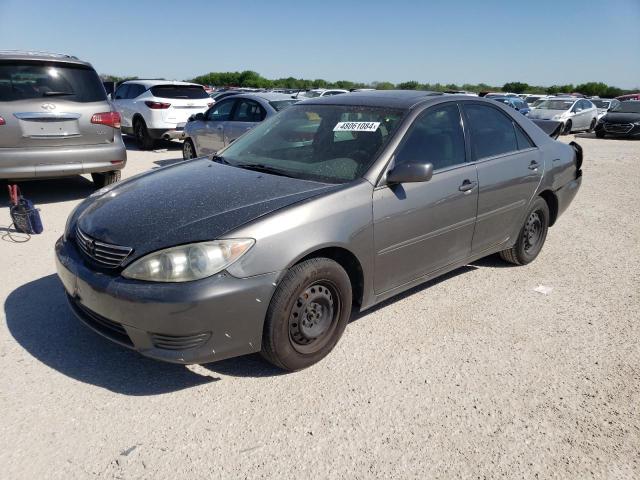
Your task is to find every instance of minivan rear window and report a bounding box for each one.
[150,85,209,99]
[0,61,106,102]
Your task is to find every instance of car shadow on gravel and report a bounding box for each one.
[122,135,183,152]
[0,177,96,206]
[5,274,219,395]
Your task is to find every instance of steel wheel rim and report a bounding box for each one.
[523,210,544,253]
[184,142,193,159]
[288,281,340,354]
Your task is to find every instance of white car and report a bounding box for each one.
[527,97,598,134]
[591,98,620,120]
[297,88,348,99]
[112,80,211,149]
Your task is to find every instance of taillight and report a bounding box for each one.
[145,101,171,109]
[0,116,5,126]
[91,111,121,128]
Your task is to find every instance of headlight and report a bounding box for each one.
[122,239,255,282]
[552,114,561,120]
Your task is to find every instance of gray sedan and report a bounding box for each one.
[182,92,297,159]
[56,91,582,371]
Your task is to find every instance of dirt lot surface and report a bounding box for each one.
[1,135,638,479]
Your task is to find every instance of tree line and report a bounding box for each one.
[101,71,637,98]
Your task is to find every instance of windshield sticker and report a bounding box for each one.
[333,121,380,132]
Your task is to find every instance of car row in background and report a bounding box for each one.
[182,92,298,159]
[594,100,640,138]
[490,97,530,115]
[527,97,598,134]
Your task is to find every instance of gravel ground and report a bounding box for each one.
[1,134,638,479]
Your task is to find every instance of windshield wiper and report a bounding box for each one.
[43,91,74,97]
[210,154,230,165]
[233,163,297,178]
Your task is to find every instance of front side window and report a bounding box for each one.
[0,61,106,102]
[394,103,466,171]
[232,99,266,122]
[207,99,235,121]
[464,104,518,160]
[217,104,405,183]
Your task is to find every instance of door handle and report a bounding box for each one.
[528,161,539,170]
[458,179,477,192]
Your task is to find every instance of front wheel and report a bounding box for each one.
[261,258,352,371]
[499,197,550,266]
[588,118,597,133]
[562,120,572,135]
[182,139,196,160]
[91,170,121,188]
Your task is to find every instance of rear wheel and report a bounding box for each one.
[261,258,352,371]
[562,120,572,135]
[588,118,597,133]
[499,197,550,266]
[91,170,121,188]
[182,139,196,160]
[134,118,154,150]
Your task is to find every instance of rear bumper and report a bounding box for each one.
[148,128,185,140]
[55,235,278,364]
[0,135,127,179]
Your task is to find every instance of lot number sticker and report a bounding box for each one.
[333,121,380,132]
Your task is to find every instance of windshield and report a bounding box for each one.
[610,101,640,113]
[525,96,543,104]
[150,85,209,99]
[217,104,406,183]
[0,61,106,102]
[536,99,575,111]
[301,91,322,98]
[269,100,297,111]
[591,100,610,109]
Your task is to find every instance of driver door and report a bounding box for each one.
[199,98,236,154]
[372,103,478,294]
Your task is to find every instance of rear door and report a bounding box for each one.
[225,98,266,143]
[149,84,211,127]
[461,102,543,254]
[0,60,111,149]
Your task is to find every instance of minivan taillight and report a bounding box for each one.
[91,112,121,128]
[0,116,5,126]
[145,101,171,109]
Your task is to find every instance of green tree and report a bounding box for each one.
[397,80,420,90]
[503,81,530,93]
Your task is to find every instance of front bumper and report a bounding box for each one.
[595,122,640,137]
[55,236,279,364]
[0,137,127,180]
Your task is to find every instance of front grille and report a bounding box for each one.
[75,227,132,268]
[604,123,634,134]
[150,332,211,351]
[68,295,133,346]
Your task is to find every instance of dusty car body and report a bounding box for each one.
[55,91,582,370]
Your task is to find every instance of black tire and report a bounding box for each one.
[562,120,572,135]
[261,258,352,371]
[134,118,154,150]
[91,170,121,188]
[499,197,550,266]
[587,118,597,133]
[596,130,605,138]
[182,139,196,160]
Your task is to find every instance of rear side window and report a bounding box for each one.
[395,103,466,171]
[464,104,518,160]
[150,85,208,99]
[127,84,146,98]
[0,61,106,102]
[232,99,266,122]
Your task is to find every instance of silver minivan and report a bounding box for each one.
[0,51,126,187]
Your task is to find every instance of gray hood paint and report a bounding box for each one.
[77,158,339,261]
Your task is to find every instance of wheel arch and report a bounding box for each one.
[539,189,559,226]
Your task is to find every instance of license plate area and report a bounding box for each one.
[21,118,81,138]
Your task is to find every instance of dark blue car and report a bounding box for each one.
[492,97,531,116]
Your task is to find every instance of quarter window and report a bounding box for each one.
[463,104,519,160]
[127,84,145,99]
[514,123,535,149]
[394,103,466,171]
[114,84,130,100]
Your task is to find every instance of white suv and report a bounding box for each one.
[112,80,211,149]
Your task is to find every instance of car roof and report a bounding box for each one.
[122,79,203,88]
[0,50,92,67]
[299,90,445,109]
[233,92,298,102]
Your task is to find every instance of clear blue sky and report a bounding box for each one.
[1,0,639,89]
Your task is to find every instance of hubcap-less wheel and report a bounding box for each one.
[523,211,543,254]
[288,282,340,354]
[183,141,194,159]
[563,121,572,135]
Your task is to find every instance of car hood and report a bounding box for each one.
[601,112,640,124]
[77,158,340,261]
[528,109,566,120]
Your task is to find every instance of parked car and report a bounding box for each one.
[594,100,640,138]
[484,92,520,99]
[524,94,549,105]
[615,93,640,102]
[209,90,243,102]
[0,50,125,186]
[297,89,348,98]
[491,96,531,115]
[182,92,297,159]
[591,98,620,120]
[112,80,211,149]
[56,91,582,371]
[527,97,598,134]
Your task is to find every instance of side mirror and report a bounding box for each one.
[386,162,433,184]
